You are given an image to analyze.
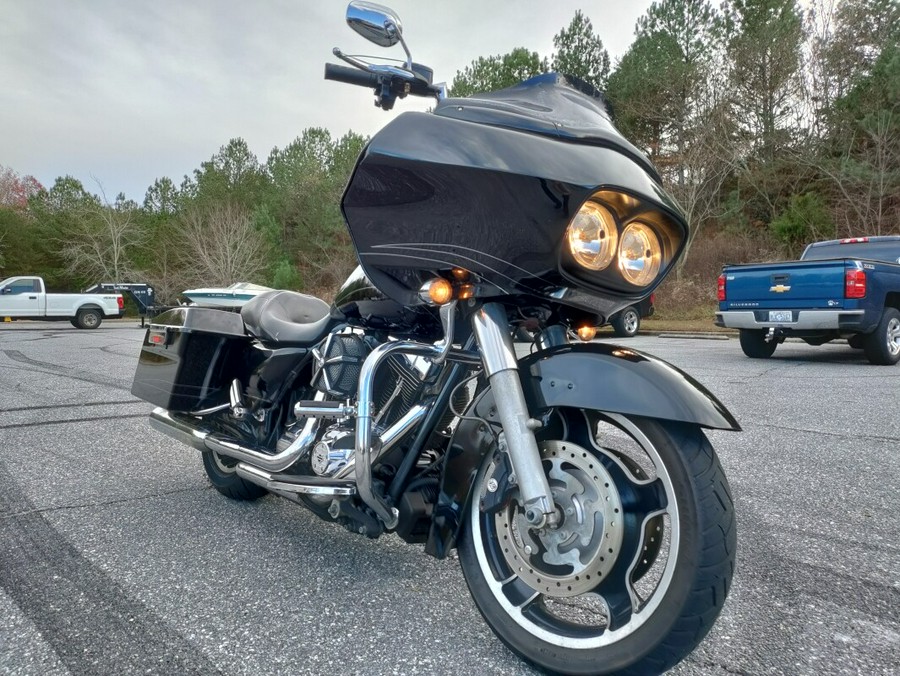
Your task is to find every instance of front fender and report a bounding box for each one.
[424,342,739,558]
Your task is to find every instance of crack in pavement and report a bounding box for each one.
[0,485,210,521]
[0,399,141,413]
[752,421,899,444]
[1,349,131,392]
[0,412,147,430]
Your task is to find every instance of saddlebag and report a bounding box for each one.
[131,307,248,412]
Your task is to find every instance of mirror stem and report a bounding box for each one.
[389,22,413,70]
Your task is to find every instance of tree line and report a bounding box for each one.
[0,130,365,302]
[1,0,897,306]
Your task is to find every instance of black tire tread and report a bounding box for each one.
[738,329,776,358]
[863,307,900,365]
[201,452,267,501]
[75,308,102,330]
[459,417,736,676]
[611,307,640,338]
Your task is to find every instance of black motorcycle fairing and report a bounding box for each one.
[434,73,659,183]
[424,342,740,559]
[341,99,686,320]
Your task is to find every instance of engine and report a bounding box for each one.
[300,332,426,477]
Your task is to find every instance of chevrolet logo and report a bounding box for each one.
[770,284,791,293]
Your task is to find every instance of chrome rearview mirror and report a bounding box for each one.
[346,1,403,48]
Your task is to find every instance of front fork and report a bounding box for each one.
[471,303,560,529]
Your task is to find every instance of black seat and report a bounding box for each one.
[240,290,332,345]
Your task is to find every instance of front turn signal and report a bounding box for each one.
[576,325,597,342]
[419,278,453,305]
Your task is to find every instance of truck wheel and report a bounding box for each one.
[611,306,641,337]
[739,329,777,358]
[863,308,900,365]
[75,309,102,329]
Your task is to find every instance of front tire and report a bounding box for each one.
[458,411,736,675]
[201,450,267,500]
[611,307,640,338]
[738,329,777,358]
[863,308,900,365]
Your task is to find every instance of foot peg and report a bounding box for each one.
[294,400,356,419]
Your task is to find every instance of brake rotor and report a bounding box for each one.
[492,440,624,598]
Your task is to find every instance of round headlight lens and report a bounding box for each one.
[619,222,662,287]
[566,202,618,271]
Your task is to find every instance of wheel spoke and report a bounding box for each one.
[502,576,541,609]
[596,582,634,630]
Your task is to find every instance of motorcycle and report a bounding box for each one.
[131,3,739,674]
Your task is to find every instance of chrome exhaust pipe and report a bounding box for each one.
[149,406,319,473]
[203,416,318,473]
[235,463,356,496]
[149,408,210,451]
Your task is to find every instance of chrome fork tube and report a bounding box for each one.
[471,303,558,528]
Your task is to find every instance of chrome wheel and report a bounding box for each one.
[622,309,639,335]
[458,406,735,675]
[886,317,900,357]
[611,307,640,338]
[470,410,680,645]
[864,308,900,365]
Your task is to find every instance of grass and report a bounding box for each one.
[641,317,734,333]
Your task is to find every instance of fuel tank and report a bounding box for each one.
[332,266,441,339]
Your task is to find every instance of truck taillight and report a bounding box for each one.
[717,274,726,301]
[845,269,866,299]
[840,237,869,244]
[117,296,124,309]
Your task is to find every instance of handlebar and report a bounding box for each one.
[324,63,381,89]
[324,62,442,109]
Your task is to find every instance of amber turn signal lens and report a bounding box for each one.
[457,283,475,300]
[419,278,453,305]
[576,325,597,342]
[451,267,470,281]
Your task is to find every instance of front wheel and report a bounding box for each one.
[458,410,736,675]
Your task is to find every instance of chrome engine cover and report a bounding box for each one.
[311,426,355,476]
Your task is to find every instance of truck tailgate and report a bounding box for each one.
[722,259,847,309]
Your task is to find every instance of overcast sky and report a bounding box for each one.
[1,0,653,203]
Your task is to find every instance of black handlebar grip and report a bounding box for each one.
[324,63,381,89]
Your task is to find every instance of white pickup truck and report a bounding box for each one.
[0,276,125,329]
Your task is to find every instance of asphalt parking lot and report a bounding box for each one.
[0,320,898,675]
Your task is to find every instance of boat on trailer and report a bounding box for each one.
[181,282,273,309]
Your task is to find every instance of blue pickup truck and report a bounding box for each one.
[715,236,900,365]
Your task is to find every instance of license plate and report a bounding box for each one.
[768,310,793,323]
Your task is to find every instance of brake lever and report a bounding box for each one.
[333,47,417,81]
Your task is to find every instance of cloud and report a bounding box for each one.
[0,0,651,201]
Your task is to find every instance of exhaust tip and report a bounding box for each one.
[148,407,209,451]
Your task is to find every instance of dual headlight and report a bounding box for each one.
[565,194,673,289]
